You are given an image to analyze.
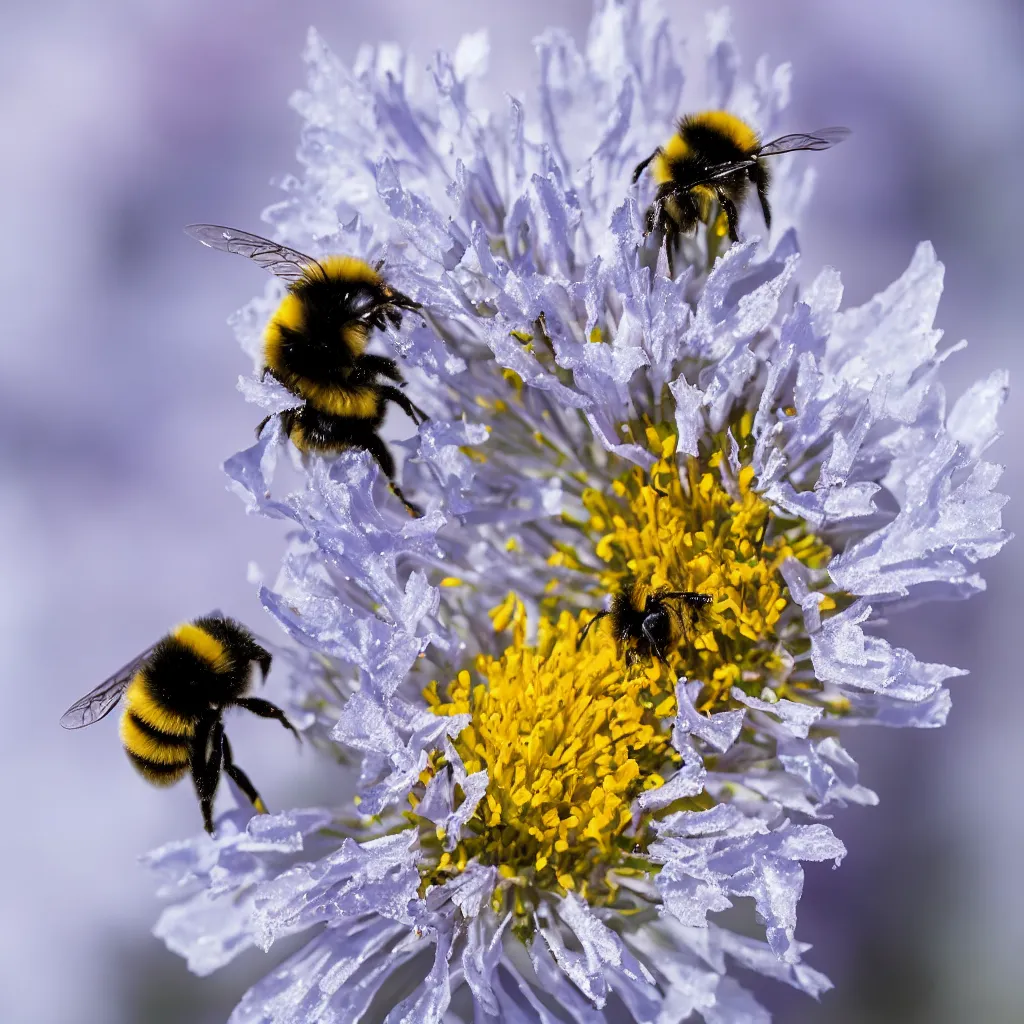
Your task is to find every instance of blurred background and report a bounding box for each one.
[1,1,1019,1021]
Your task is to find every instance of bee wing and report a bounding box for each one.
[184,224,315,283]
[756,127,850,158]
[59,645,157,730]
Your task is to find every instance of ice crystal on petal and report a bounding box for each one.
[147,1,1008,1021]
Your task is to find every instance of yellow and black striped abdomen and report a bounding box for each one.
[120,670,194,786]
[297,382,381,421]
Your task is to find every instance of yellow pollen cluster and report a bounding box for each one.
[422,597,679,902]
[556,428,833,710]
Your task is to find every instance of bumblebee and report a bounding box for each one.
[185,224,428,516]
[632,112,848,267]
[578,578,712,665]
[60,613,297,834]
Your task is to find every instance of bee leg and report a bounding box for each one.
[221,733,267,815]
[576,609,609,650]
[390,288,422,311]
[390,290,427,327]
[644,199,660,237]
[359,354,404,383]
[748,160,772,230]
[255,414,273,438]
[190,714,223,834]
[379,384,429,425]
[649,198,679,277]
[390,483,423,518]
[357,429,425,517]
[234,696,300,742]
[718,194,741,242]
[632,149,658,184]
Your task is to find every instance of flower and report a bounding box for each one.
[145,1,1009,1021]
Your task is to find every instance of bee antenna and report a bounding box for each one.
[577,610,608,649]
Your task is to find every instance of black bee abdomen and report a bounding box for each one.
[283,399,387,451]
[126,752,190,785]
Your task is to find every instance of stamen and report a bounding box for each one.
[422,597,688,908]
[563,429,833,711]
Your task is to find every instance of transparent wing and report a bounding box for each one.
[59,646,156,730]
[756,127,850,158]
[184,224,315,283]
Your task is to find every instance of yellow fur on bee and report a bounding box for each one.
[314,255,382,286]
[263,293,303,367]
[119,712,191,764]
[690,184,716,218]
[288,422,309,451]
[687,110,760,152]
[302,383,380,420]
[286,420,354,455]
[129,757,188,786]
[653,133,690,183]
[626,578,651,612]
[173,622,232,672]
[340,320,370,357]
[270,291,305,332]
[123,672,195,737]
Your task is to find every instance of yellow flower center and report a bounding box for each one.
[553,427,833,710]
[422,597,684,906]
[415,426,835,916]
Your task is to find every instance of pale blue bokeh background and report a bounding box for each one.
[1,1,1020,1021]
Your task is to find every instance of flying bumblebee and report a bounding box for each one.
[60,613,298,834]
[578,578,712,665]
[632,111,849,267]
[185,224,428,516]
